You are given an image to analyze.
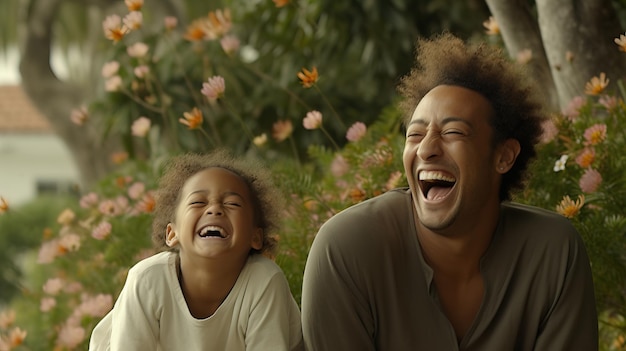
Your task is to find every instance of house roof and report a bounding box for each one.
[0,85,52,132]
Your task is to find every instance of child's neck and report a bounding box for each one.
[177,254,248,319]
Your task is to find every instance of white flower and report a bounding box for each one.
[131,117,151,137]
[553,154,569,172]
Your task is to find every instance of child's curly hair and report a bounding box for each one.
[397,32,547,201]
[151,149,281,257]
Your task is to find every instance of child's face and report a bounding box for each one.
[165,167,262,261]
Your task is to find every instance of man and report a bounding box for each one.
[301,33,598,350]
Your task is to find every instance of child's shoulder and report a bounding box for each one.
[245,254,283,276]
[128,251,175,276]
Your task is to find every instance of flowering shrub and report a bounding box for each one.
[517,75,626,349]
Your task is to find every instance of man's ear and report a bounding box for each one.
[496,138,521,173]
[251,227,263,251]
[165,223,179,248]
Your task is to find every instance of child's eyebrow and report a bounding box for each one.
[185,190,246,201]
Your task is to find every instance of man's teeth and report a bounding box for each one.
[419,171,455,182]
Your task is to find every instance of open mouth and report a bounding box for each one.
[418,170,456,200]
[197,226,227,238]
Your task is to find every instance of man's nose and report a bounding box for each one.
[416,132,442,160]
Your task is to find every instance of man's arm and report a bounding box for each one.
[301,223,376,351]
[533,232,598,350]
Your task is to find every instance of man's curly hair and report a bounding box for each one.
[397,32,547,201]
[151,149,281,257]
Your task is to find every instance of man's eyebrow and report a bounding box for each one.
[407,116,472,127]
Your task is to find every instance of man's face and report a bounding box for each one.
[403,85,504,235]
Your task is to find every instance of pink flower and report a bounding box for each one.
[516,49,532,64]
[583,123,607,145]
[78,294,113,318]
[79,192,99,209]
[303,110,323,130]
[346,122,367,142]
[164,16,178,31]
[561,96,585,121]
[70,106,89,126]
[101,61,120,78]
[63,282,83,294]
[58,233,81,252]
[56,324,86,349]
[201,76,226,101]
[92,221,112,240]
[330,155,349,177]
[134,65,150,78]
[37,239,60,264]
[272,120,293,142]
[40,297,56,312]
[385,171,403,191]
[539,118,558,144]
[599,95,619,111]
[131,116,151,137]
[99,199,118,216]
[0,310,15,328]
[220,35,240,55]
[123,11,143,30]
[128,182,145,199]
[127,42,149,58]
[579,168,602,193]
[43,277,64,295]
[105,75,123,92]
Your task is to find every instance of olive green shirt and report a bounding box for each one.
[301,188,597,350]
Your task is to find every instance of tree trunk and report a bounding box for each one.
[18,0,186,188]
[484,0,559,111]
[19,0,116,189]
[487,0,626,112]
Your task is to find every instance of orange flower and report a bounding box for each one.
[179,107,204,130]
[615,33,626,52]
[110,151,129,165]
[482,16,499,35]
[584,72,609,95]
[0,196,8,214]
[297,67,318,88]
[273,0,290,7]
[556,194,585,218]
[102,15,127,43]
[183,19,206,41]
[125,0,143,11]
[349,188,366,203]
[8,327,27,347]
[575,148,595,168]
[206,9,232,38]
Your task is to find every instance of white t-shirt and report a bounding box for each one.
[89,251,303,351]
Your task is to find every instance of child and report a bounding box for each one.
[89,150,303,350]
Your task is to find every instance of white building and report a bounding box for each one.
[0,85,80,206]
